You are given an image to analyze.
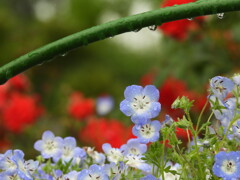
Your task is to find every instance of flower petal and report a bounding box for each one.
[142,85,159,101]
[124,85,143,101]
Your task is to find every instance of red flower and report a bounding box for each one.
[158,0,204,41]
[175,127,193,141]
[79,118,134,151]
[159,77,208,118]
[68,92,95,120]
[0,138,11,153]
[0,84,9,111]
[140,71,157,86]
[9,74,29,91]
[159,77,187,118]
[1,92,43,133]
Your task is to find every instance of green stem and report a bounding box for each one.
[0,0,240,84]
[196,100,209,132]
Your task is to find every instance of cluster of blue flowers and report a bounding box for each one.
[2,75,240,179]
[209,74,240,180]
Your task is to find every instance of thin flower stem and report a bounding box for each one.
[196,100,209,132]
[0,0,240,84]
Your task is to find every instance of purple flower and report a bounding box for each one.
[78,164,109,180]
[210,76,234,100]
[132,120,161,144]
[212,151,240,180]
[34,130,63,159]
[120,85,161,125]
[120,138,147,156]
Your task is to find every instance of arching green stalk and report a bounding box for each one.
[0,0,240,84]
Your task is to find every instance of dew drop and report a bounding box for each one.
[37,62,44,66]
[148,25,157,31]
[133,28,141,32]
[217,13,224,19]
[187,18,193,21]
[61,53,68,57]
[28,52,39,58]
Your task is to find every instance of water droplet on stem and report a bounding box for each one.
[133,28,141,32]
[217,13,224,19]
[187,18,193,21]
[148,25,157,31]
[61,53,68,57]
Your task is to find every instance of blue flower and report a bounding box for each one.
[34,130,63,159]
[120,85,161,125]
[120,138,147,156]
[78,164,109,180]
[209,95,234,127]
[140,174,159,180]
[102,143,123,163]
[103,162,127,180]
[0,150,18,175]
[232,73,240,86]
[0,149,38,180]
[86,147,106,165]
[96,96,114,115]
[124,154,152,173]
[132,120,161,144]
[53,136,86,164]
[64,170,79,180]
[210,76,234,100]
[162,114,174,127]
[212,151,240,180]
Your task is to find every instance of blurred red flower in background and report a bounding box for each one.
[79,118,134,151]
[0,74,43,133]
[158,0,205,41]
[159,76,208,119]
[68,92,95,120]
[2,92,43,133]
[9,74,29,91]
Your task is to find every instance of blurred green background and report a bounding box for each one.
[0,0,240,157]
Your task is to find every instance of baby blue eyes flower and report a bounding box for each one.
[212,151,240,180]
[120,85,161,125]
[96,96,114,115]
[34,130,63,159]
[140,174,159,180]
[53,136,86,164]
[120,138,147,156]
[124,154,152,173]
[132,120,161,144]
[0,150,18,175]
[102,143,123,163]
[0,149,38,180]
[78,164,109,180]
[232,73,240,86]
[210,76,234,100]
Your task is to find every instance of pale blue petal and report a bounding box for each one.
[124,85,143,101]
[142,85,159,101]
[120,100,134,116]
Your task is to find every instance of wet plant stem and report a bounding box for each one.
[0,0,240,83]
